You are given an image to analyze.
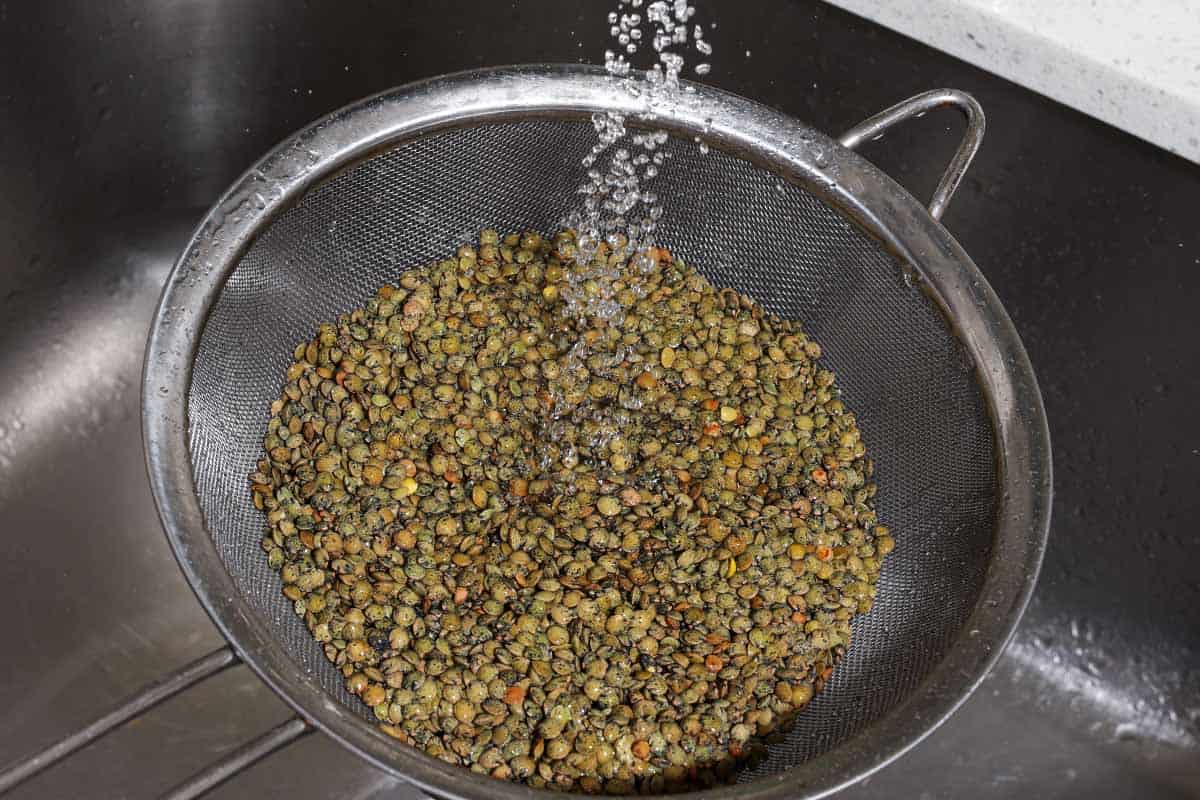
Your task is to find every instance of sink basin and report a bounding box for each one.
[1,1,1196,797]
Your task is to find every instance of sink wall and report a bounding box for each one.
[1,1,1196,797]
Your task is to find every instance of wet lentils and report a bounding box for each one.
[250,231,892,793]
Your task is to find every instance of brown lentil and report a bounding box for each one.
[251,230,888,793]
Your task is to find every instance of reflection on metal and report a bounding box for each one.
[1007,628,1198,750]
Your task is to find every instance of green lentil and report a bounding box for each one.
[251,231,888,793]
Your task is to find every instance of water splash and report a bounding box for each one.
[561,0,712,326]
[540,0,716,469]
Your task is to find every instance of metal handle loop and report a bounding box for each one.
[838,88,985,221]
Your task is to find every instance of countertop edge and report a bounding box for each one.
[821,0,1200,164]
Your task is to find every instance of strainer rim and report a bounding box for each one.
[142,63,1050,800]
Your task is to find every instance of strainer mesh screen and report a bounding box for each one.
[189,118,996,777]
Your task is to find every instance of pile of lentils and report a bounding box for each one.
[250,230,893,793]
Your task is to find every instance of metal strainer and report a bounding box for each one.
[4,64,1051,799]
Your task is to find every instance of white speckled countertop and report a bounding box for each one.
[823,0,1200,163]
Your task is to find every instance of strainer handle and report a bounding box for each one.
[0,646,238,794]
[838,89,985,221]
[0,646,312,800]
[160,717,313,800]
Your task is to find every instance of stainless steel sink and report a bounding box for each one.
[1,1,1196,798]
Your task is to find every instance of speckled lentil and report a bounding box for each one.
[250,230,890,793]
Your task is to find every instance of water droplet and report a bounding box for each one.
[1114,722,1141,742]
